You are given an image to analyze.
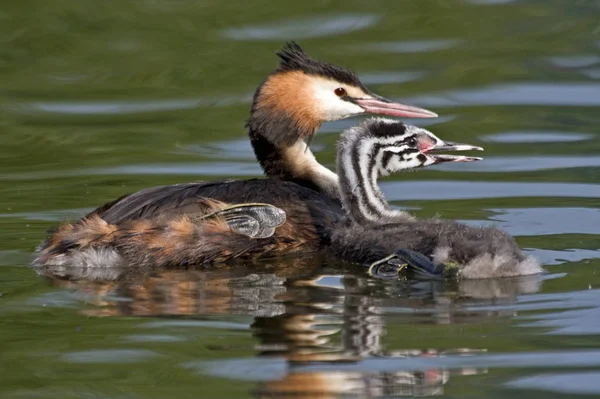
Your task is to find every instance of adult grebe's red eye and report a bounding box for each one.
[334,87,347,97]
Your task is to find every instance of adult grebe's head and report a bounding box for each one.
[247,42,437,147]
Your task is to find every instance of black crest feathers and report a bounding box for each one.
[362,119,408,139]
[275,41,364,87]
[276,41,310,72]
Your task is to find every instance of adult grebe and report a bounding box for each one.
[33,42,436,268]
[329,118,543,279]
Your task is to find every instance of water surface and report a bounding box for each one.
[1,1,600,398]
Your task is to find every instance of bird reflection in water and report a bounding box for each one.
[37,257,542,398]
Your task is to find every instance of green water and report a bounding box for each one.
[1,0,600,397]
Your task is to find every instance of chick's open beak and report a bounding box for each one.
[425,140,484,163]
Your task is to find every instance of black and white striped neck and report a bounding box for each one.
[336,123,416,225]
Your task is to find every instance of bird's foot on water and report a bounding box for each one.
[368,249,445,279]
[198,203,286,238]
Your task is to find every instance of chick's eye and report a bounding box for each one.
[408,137,418,147]
[334,87,346,97]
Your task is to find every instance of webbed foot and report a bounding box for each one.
[199,203,286,238]
[368,249,444,279]
[368,254,409,278]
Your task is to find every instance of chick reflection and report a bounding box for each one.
[37,258,542,398]
[251,272,541,398]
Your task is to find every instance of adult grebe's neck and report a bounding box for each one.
[246,88,339,199]
[336,128,415,224]
[248,127,338,199]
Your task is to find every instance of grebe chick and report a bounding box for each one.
[330,118,543,279]
[33,42,436,268]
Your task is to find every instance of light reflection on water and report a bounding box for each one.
[465,207,600,236]
[382,181,600,200]
[402,83,600,108]
[436,156,600,172]
[32,259,544,397]
[221,14,381,40]
[547,55,600,68]
[353,39,462,54]
[26,256,599,397]
[11,95,253,116]
[507,371,600,395]
[481,131,595,143]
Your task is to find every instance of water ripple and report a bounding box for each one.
[437,156,600,173]
[0,250,32,266]
[222,14,380,40]
[582,68,600,79]
[402,83,600,107]
[359,71,424,85]
[518,289,600,335]
[142,320,249,330]
[62,349,161,364]
[174,139,255,160]
[547,55,600,68]
[507,371,600,395]
[467,0,516,4]
[186,358,287,381]
[522,307,600,335]
[530,248,600,266]
[0,208,91,221]
[193,350,600,381]
[10,95,252,116]
[465,207,600,236]
[356,39,461,53]
[481,131,594,143]
[90,162,262,176]
[123,334,187,343]
[301,349,600,373]
[0,163,262,180]
[383,181,600,200]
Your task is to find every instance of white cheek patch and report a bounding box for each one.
[385,153,429,173]
[386,158,402,174]
[310,79,364,120]
[403,156,424,170]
